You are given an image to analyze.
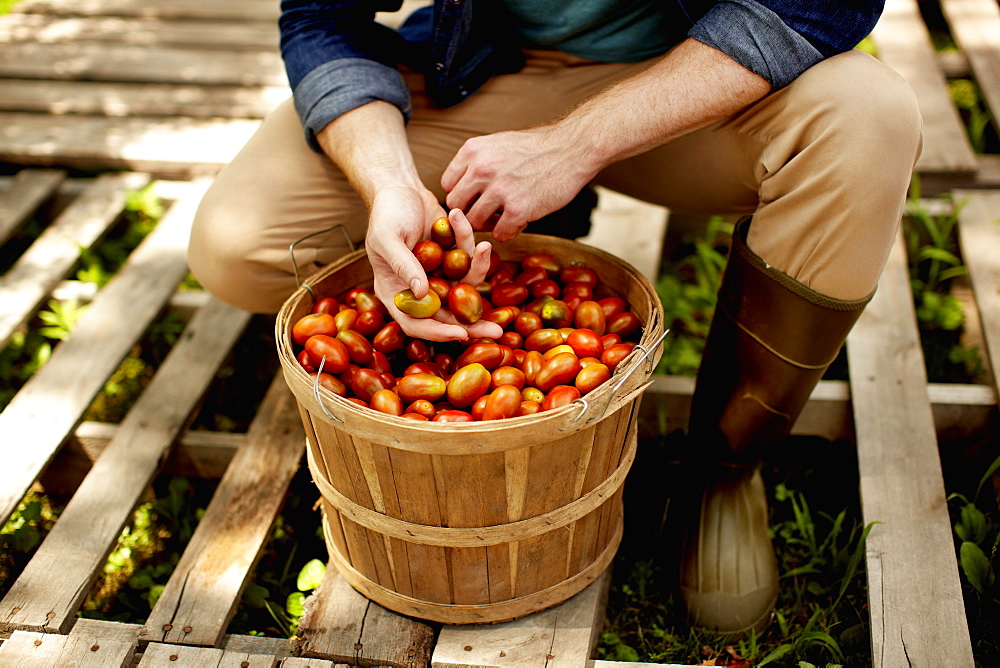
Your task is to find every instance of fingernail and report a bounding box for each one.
[410,279,421,294]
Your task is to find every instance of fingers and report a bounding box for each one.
[461,241,494,286]
[448,208,477,256]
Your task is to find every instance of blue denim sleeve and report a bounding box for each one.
[280,0,412,150]
[688,0,883,89]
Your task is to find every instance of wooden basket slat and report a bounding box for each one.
[0,168,66,246]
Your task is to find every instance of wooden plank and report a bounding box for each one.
[296,567,435,667]
[11,0,280,21]
[0,112,261,176]
[138,642,225,667]
[140,376,303,648]
[0,168,66,246]
[431,570,609,668]
[0,42,285,86]
[0,180,207,529]
[0,14,280,49]
[940,0,1000,132]
[846,230,975,665]
[0,629,134,667]
[871,0,978,181]
[644,376,996,443]
[0,79,289,119]
[955,190,1000,403]
[0,171,150,350]
[0,297,251,634]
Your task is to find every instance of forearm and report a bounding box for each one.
[315,100,424,207]
[558,38,772,175]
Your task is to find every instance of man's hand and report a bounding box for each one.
[366,199,502,341]
[441,125,598,241]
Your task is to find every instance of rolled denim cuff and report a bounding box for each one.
[688,0,823,89]
[293,58,412,152]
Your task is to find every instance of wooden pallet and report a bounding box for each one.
[1,0,999,665]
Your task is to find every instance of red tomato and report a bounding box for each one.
[373,321,406,353]
[396,374,447,404]
[334,308,358,332]
[292,313,338,346]
[448,283,484,325]
[442,248,472,279]
[350,367,391,403]
[404,338,433,363]
[354,291,383,314]
[491,365,526,390]
[575,362,611,394]
[541,385,582,411]
[312,296,339,315]
[403,361,440,377]
[446,363,492,408]
[534,352,582,392]
[514,267,549,286]
[367,350,393,375]
[297,349,317,373]
[524,328,563,353]
[482,305,520,329]
[427,276,452,302]
[520,350,544,385]
[406,399,437,419]
[516,400,542,417]
[607,312,642,340]
[413,239,444,273]
[601,342,638,371]
[520,252,560,274]
[455,342,505,371]
[573,300,607,335]
[354,309,385,338]
[432,409,475,423]
[530,279,561,299]
[343,288,366,308]
[514,311,543,337]
[559,265,598,287]
[304,335,350,374]
[370,389,403,416]
[498,331,523,350]
[309,372,347,397]
[336,329,374,365]
[561,282,594,300]
[491,283,530,307]
[470,394,490,421]
[483,385,522,421]
[566,328,605,358]
[401,413,430,421]
[598,297,628,319]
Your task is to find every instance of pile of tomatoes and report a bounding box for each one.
[290,223,644,423]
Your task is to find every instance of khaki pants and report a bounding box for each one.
[188,48,922,313]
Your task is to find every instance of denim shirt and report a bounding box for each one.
[280,0,884,150]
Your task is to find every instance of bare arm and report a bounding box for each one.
[316,101,501,341]
[442,39,772,239]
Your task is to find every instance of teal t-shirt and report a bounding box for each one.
[503,0,675,63]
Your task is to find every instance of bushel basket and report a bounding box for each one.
[276,233,664,624]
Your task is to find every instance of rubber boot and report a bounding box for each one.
[679,217,872,634]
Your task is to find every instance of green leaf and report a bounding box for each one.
[960,541,994,593]
[757,643,794,666]
[297,558,326,591]
[242,582,270,609]
[147,585,165,609]
[286,591,306,618]
[917,246,962,266]
[976,454,1000,500]
[956,503,988,545]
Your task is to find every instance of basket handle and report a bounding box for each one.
[312,355,345,423]
[569,327,669,425]
[289,224,356,302]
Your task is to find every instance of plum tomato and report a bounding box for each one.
[309,371,347,397]
[413,239,444,273]
[427,276,452,302]
[433,409,475,423]
[575,362,611,395]
[404,338,433,363]
[534,351,582,392]
[370,389,403,416]
[336,329,374,365]
[529,279,561,299]
[566,328,604,359]
[442,248,472,279]
[573,301,607,335]
[394,289,441,319]
[312,296,339,315]
[406,399,437,419]
[562,282,594,300]
[297,349,317,373]
[491,283,530,307]
[430,216,456,248]
[403,361,440,377]
[354,309,385,338]
[514,267,549,286]
[601,342,638,371]
[292,312,337,346]
[446,363,492,408]
[516,400,542,416]
[448,283,484,325]
[470,394,490,421]
[598,297,628,319]
[354,291,383,314]
[483,385,522,421]
[540,299,572,328]
[491,365,526,390]
[401,412,430,421]
[350,367,391,403]
[482,305,520,329]
[514,311,543,337]
[304,335,350,374]
[367,350,393,375]
[524,328,563,353]
[522,386,545,404]
[373,321,406,353]
[559,265,598,287]
[498,331,523,349]
[520,252,560,274]
[396,373,447,404]
[541,385,582,411]
[334,308,358,332]
[607,311,642,340]
[520,350,544,385]
[455,342,505,371]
